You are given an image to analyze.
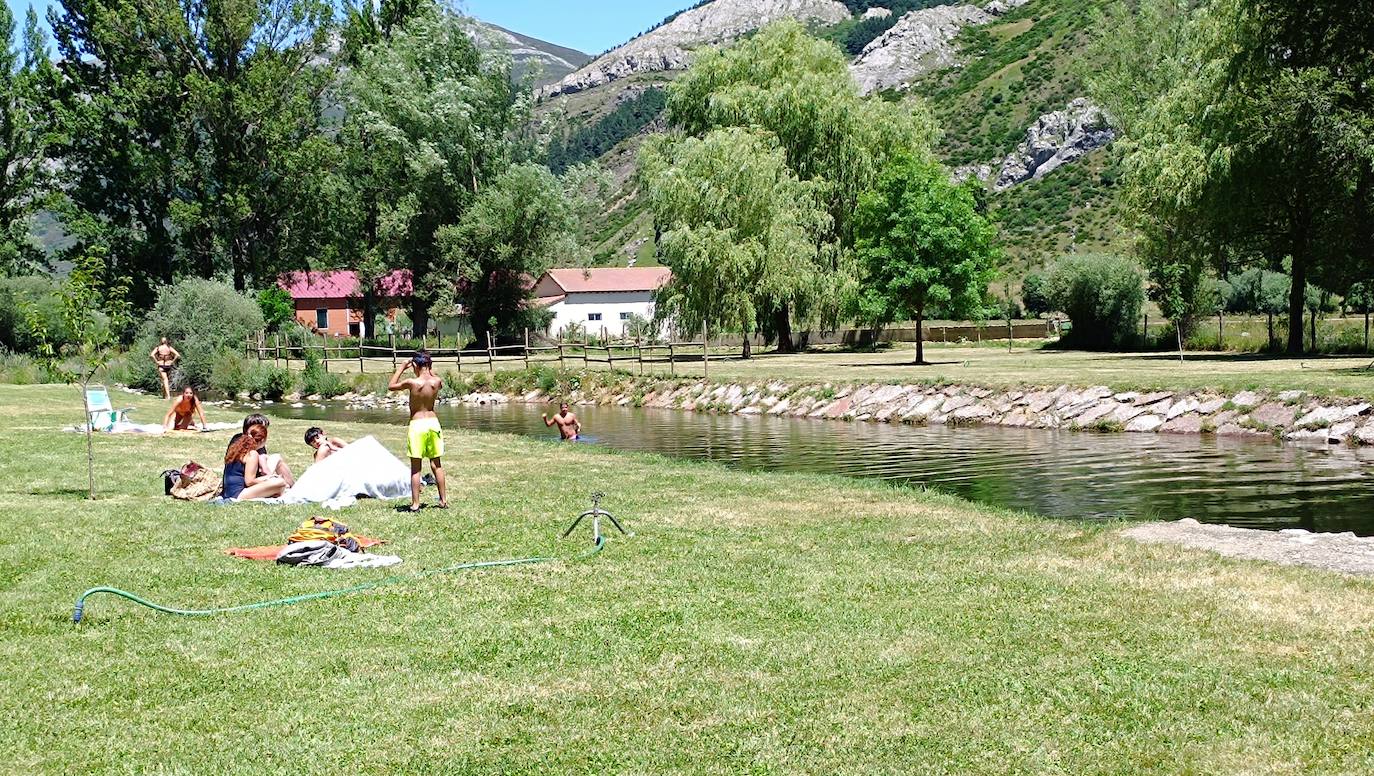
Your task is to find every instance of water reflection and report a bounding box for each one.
[266,402,1374,535]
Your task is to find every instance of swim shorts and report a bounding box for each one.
[406,417,444,459]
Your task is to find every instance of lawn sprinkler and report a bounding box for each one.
[562,491,631,545]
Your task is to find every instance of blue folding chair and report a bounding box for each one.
[85,385,133,431]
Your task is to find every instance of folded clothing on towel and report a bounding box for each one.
[275,540,402,569]
[226,536,383,561]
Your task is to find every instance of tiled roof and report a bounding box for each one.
[542,267,671,294]
[279,270,413,299]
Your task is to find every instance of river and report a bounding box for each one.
[264,401,1374,535]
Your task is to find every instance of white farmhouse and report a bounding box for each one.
[533,267,672,338]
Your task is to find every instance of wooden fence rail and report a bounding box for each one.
[246,320,1058,376]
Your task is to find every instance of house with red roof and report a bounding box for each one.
[532,267,672,337]
[278,270,413,337]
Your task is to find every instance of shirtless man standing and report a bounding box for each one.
[388,350,447,511]
[543,402,581,441]
[150,337,181,399]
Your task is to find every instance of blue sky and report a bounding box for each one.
[6,0,689,55]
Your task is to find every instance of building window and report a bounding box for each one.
[315,309,328,330]
[587,312,602,322]
[620,312,632,320]
[348,322,361,337]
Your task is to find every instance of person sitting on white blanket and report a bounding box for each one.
[304,427,348,462]
[278,435,411,507]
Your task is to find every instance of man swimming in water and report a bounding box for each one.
[388,350,447,511]
[543,402,581,441]
[150,337,181,399]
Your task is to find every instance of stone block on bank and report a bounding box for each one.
[1125,414,1165,433]
[1160,413,1204,434]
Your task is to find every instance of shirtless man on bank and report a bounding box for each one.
[388,350,447,511]
[543,402,581,441]
[150,337,181,399]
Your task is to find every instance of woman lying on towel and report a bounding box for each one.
[223,425,287,501]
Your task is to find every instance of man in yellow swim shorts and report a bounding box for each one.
[388,349,448,511]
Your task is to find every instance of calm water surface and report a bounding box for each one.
[267,402,1374,535]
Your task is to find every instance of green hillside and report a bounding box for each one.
[541,0,1127,273]
[912,0,1124,269]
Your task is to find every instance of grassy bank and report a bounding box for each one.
[3,384,1374,772]
[272,344,1374,400]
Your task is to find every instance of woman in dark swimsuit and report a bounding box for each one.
[222,425,287,501]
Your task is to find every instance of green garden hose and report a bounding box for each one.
[72,534,605,624]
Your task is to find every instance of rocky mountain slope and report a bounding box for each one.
[475,22,591,84]
[540,0,850,97]
[529,0,1124,271]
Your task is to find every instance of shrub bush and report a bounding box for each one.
[300,364,346,398]
[0,276,71,354]
[131,278,265,391]
[211,353,252,397]
[1042,253,1145,349]
[0,350,43,384]
[247,364,293,400]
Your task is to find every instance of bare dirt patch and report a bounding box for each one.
[1124,518,1374,577]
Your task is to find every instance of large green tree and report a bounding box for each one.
[0,7,56,275]
[660,19,934,350]
[47,0,335,303]
[853,153,999,365]
[1093,0,1374,354]
[435,163,585,345]
[641,127,831,356]
[337,2,530,335]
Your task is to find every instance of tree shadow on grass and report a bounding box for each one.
[16,487,91,499]
[832,359,965,368]
[1129,352,1361,364]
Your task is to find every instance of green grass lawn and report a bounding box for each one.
[683,344,1374,398]
[4,384,1374,773]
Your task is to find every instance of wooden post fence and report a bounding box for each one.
[702,321,709,379]
[523,328,530,370]
[390,332,397,368]
[320,331,329,372]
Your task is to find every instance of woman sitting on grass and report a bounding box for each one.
[222,424,287,501]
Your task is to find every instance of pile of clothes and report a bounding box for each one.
[227,516,401,569]
[276,516,401,569]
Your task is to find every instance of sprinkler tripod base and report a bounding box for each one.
[562,491,631,545]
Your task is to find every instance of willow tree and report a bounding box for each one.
[1091,0,1374,354]
[660,19,934,350]
[640,128,830,357]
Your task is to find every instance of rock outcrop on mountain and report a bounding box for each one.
[477,23,591,84]
[994,98,1115,190]
[540,0,850,98]
[984,0,1032,15]
[848,5,991,95]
